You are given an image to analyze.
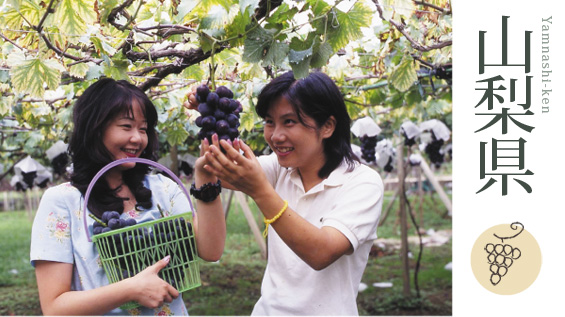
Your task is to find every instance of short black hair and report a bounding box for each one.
[256,71,359,178]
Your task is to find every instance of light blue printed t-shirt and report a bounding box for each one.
[30,174,193,316]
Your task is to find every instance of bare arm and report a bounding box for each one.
[35,257,178,315]
[203,138,352,270]
[192,137,226,262]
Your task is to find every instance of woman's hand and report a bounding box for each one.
[203,135,269,199]
[194,137,216,182]
[183,85,200,111]
[128,256,179,309]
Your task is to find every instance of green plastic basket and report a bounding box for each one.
[83,158,201,309]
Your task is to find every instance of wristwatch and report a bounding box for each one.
[190,179,222,202]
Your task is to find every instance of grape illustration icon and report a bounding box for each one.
[471,222,541,295]
[484,222,523,286]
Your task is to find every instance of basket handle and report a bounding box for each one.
[83,157,195,242]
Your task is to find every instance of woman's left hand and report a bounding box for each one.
[203,135,269,199]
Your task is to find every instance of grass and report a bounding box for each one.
[0,188,451,316]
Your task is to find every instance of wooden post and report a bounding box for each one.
[415,165,424,229]
[397,144,411,296]
[234,191,267,260]
[223,189,234,220]
[378,186,401,227]
[2,192,9,211]
[419,158,452,216]
[169,145,179,176]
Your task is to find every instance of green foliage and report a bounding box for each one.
[0,0,452,179]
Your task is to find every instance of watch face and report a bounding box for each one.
[202,186,218,200]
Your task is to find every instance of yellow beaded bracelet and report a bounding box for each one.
[262,200,288,237]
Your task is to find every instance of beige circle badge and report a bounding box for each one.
[471,222,541,295]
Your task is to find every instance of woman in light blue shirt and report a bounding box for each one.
[30,78,226,315]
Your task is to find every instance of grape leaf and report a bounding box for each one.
[316,1,373,51]
[242,24,274,63]
[103,58,129,81]
[239,107,258,132]
[0,95,13,117]
[200,28,226,53]
[53,0,97,36]
[10,58,65,98]
[288,37,315,78]
[225,9,252,48]
[200,4,230,30]
[239,0,259,14]
[310,41,333,68]
[167,122,190,146]
[306,0,331,17]
[3,0,42,29]
[389,57,419,92]
[394,0,416,17]
[24,130,44,151]
[265,2,298,25]
[69,63,90,79]
[262,41,289,67]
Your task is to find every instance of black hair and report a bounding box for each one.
[256,71,359,178]
[68,77,159,218]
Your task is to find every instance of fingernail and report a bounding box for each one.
[163,255,170,263]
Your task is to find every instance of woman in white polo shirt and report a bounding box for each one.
[196,71,383,315]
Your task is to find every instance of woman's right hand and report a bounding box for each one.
[128,256,179,309]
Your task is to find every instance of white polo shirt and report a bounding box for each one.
[252,153,383,316]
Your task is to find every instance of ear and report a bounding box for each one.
[321,116,336,139]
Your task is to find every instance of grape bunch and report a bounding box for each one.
[484,243,522,286]
[92,210,196,288]
[424,132,445,168]
[194,84,242,146]
[359,135,378,163]
[92,211,138,235]
[51,152,69,176]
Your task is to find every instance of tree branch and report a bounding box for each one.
[36,0,57,32]
[413,1,451,14]
[107,0,136,30]
[374,0,452,52]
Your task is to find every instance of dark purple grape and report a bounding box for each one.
[216,120,229,134]
[226,114,239,128]
[108,218,121,230]
[227,128,239,139]
[125,218,137,226]
[118,218,128,228]
[201,116,216,130]
[205,130,215,143]
[213,109,226,120]
[218,134,231,142]
[216,85,233,99]
[195,116,203,127]
[102,212,112,223]
[228,99,239,112]
[196,84,210,101]
[197,103,213,117]
[93,226,103,235]
[218,97,231,112]
[206,92,219,108]
[197,129,206,140]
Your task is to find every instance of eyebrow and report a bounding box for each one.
[117,114,147,122]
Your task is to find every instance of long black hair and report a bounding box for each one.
[256,71,359,178]
[69,78,159,218]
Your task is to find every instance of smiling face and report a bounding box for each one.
[102,99,148,171]
[263,97,334,179]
